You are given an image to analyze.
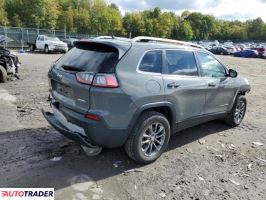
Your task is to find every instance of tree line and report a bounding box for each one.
[0,0,266,41]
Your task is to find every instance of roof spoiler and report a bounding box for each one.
[74,39,131,59]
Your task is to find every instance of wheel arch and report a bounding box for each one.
[127,102,176,135]
[229,86,249,112]
[0,63,7,70]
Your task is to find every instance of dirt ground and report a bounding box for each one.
[0,53,265,200]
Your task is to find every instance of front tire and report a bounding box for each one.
[125,111,170,164]
[0,65,7,83]
[225,95,247,126]
[44,45,49,54]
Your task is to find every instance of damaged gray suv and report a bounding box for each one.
[43,36,251,164]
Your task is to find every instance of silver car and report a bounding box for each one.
[43,36,251,164]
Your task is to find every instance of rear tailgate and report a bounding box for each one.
[49,40,131,113]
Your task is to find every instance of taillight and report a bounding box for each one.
[93,74,118,88]
[76,72,94,85]
[76,72,118,88]
[84,113,100,121]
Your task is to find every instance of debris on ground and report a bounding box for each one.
[50,157,62,161]
[123,169,144,176]
[197,176,205,181]
[252,142,264,146]
[230,179,241,186]
[113,160,123,168]
[257,157,266,163]
[124,168,145,174]
[215,154,226,161]
[113,163,119,168]
[198,139,206,145]
[17,104,36,113]
[159,191,166,198]
[227,144,236,150]
[247,163,253,171]
[186,148,193,153]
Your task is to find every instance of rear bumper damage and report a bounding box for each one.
[42,109,97,148]
[42,102,129,148]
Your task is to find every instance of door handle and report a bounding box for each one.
[208,82,216,87]
[167,82,180,88]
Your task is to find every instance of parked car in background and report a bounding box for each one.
[62,37,79,50]
[28,35,68,53]
[233,49,259,58]
[225,46,237,54]
[43,36,251,164]
[0,35,21,83]
[209,47,231,55]
[252,47,266,58]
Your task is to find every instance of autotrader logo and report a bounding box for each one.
[0,188,54,200]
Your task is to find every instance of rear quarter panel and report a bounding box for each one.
[115,45,165,126]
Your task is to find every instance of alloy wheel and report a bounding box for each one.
[234,100,246,124]
[140,122,166,157]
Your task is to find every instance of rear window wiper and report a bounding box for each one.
[61,65,85,72]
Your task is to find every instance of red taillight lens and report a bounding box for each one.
[76,72,119,88]
[93,74,119,88]
[76,72,94,85]
[84,113,100,121]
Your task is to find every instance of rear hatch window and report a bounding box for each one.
[55,42,119,73]
[50,41,127,112]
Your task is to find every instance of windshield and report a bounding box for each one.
[55,42,119,73]
[46,36,61,42]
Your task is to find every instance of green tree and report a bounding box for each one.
[176,20,193,40]
[246,18,264,40]
[123,12,145,38]
[74,7,91,33]
[0,0,9,25]
[57,8,75,32]
[10,14,22,27]
[5,0,59,29]
[108,5,124,35]
[186,12,217,40]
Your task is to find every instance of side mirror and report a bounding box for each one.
[228,69,238,78]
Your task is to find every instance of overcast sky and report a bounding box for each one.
[106,0,266,21]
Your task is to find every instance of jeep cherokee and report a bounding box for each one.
[43,36,251,164]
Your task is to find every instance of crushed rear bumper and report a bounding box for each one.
[42,101,129,148]
[42,110,97,148]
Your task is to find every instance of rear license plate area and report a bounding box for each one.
[51,80,74,99]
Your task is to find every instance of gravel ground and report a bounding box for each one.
[0,53,265,200]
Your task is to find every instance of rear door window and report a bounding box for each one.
[55,42,119,73]
[138,50,162,73]
[165,50,198,76]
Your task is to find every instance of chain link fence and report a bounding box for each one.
[0,26,91,48]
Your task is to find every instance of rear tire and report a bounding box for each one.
[0,65,7,83]
[225,95,247,126]
[29,44,35,52]
[44,45,49,54]
[125,111,170,164]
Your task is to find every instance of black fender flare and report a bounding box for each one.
[229,85,251,111]
[126,102,176,136]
